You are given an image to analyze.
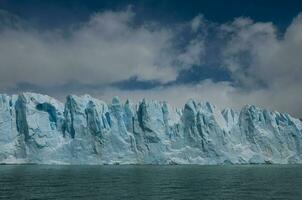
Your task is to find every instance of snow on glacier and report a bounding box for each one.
[0,92,301,165]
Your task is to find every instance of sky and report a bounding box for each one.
[0,0,302,118]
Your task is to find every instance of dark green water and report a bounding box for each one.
[0,165,302,200]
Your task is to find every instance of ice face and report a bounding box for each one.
[0,92,301,165]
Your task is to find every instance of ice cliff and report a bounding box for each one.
[0,92,302,165]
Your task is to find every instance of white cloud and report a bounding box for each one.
[191,14,204,32]
[94,80,233,108]
[1,8,302,118]
[222,17,278,87]
[91,79,302,118]
[222,15,302,89]
[0,8,204,89]
[96,13,302,117]
[218,14,302,117]
[176,37,205,68]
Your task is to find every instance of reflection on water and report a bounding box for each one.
[0,164,302,200]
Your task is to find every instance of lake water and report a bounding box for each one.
[0,164,301,200]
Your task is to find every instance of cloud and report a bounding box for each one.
[97,13,302,117]
[0,8,204,89]
[219,14,302,117]
[191,14,204,33]
[0,8,302,118]
[176,37,205,68]
[95,79,302,118]
[95,80,234,108]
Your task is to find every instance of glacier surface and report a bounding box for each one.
[0,92,302,165]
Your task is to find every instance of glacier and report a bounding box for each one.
[0,92,302,165]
